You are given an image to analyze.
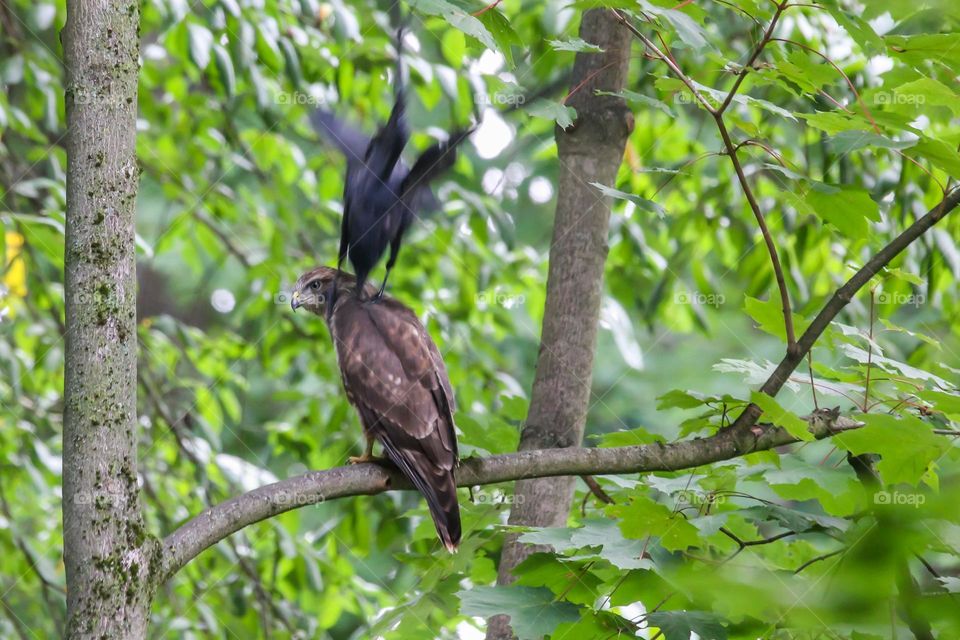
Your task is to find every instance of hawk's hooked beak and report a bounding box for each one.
[290,290,301,311]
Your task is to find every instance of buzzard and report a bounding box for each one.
[310,26,473,302]
[291,266,461,551]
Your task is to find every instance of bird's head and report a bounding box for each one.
[290,266,379,315]
[290,266,341,315]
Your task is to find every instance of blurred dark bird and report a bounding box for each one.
[290,266,461,551]
[310,25,474,302]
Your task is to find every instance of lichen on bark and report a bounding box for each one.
[62,1,150,637]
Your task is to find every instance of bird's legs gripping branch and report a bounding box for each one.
[348,436,385,465]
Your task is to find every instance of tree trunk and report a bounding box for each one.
[62,2,153,637]
[486,9,633,639]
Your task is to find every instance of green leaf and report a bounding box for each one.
[458,586,580,640]
[279,38,303,88]
[212,45,236,98]
[750,392,813,441]
[187,23,213,70]
[835,414,950,485]
[893,78,960,116]
[824,5,884,55]
[597,428,664,447]
[526,99,576,129]
[919,390,960,420]
[646,610,727,640]
[597,89,675,116]
[743,296,788,341]
[657,389,711,410]
[883,266,924,286]
[636,1,712,52]
[798,111,873,134]
[806,183,880,238]
[548,37,604,53]
[615,496,700,551]
[255,25,284,71]
[410,0,497,50]
[886,34,960,74]
[909,137,960,175]
[591,182,667,217]
[519,520,655,570]
[477,9,522,67]
[827,131,916,155]
[441,29,466,68]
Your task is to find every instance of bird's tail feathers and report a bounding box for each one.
[377,431,461,552]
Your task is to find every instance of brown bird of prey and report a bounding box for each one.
[290,266,461,551]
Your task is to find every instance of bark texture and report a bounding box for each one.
[487,9,633,638]
[62,2,153,637]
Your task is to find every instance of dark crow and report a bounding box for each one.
[310,26,473,304]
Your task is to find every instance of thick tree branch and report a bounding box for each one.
[159,410,860,584]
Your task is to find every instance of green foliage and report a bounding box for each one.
[2,0,960,638]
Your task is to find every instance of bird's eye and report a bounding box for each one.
[310,281,321,290]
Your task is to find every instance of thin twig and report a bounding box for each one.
[471,0,502,17]
[863,290,875,412]
[610,9,717,114]
[717,1,787,115]
[581,475,615,504]
[616,4,798,350]
[793,549,844,574]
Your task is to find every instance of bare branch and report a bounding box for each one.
[159,409,860,583]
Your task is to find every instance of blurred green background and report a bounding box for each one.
[2,0,960,637]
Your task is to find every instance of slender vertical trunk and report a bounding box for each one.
[62,1,154,637]
[486,9,633,638]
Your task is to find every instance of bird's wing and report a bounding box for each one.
[310,110,370,166]
[399,128,474,213]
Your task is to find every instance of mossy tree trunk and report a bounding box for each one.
[486,9,634,639]
[62,1,156,637]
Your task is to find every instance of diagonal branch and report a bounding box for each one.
[730,186,960,431]
[158,409,860,584]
